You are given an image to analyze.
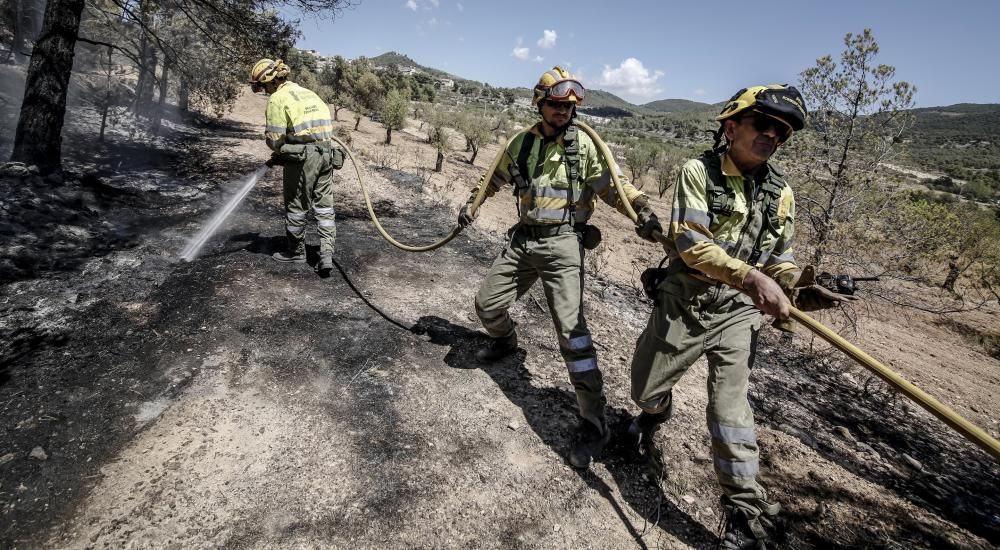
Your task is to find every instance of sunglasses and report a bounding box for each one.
[543,79,585,102]
[250,81,264,93]
[543,99,575,110]
[743,112,792,141]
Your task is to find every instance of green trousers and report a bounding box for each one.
[282,146,336,255]
[474,226,606,429]
[631,271,773,517]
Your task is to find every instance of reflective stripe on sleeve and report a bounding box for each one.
[672,207,712,227]
[286,224,306,235]
[313,207,335,216]
[286,211,308,221]
[317,220,336,227]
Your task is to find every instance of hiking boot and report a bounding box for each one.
[317,253,334,274]
[569,419,611,469]
[719,505,773,550]
[272,250,306,263]
[628,411,667,479]
[475,332,518,363]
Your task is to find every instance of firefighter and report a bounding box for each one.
[458,67,663,469]
[628,85,853,548]
[250,58,344,275]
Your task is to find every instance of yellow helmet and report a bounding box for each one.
[250,58,290,84]
[716,84,807,132]
[532,66,585,106]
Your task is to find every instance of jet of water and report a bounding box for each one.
[180,166,269,262]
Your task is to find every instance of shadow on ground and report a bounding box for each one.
[411,315,719,549]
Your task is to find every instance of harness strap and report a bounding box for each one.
[563,124,580,223]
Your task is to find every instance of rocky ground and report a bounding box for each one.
[0,76,998,548]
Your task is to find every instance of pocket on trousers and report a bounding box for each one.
[276,144,308,163]
[329,147,345,170]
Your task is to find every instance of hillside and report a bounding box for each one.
[641,98,714,114]
[900,103,1000,200]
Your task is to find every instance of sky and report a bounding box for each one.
[287,0,998,108]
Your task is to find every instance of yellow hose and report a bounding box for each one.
[789,307,1000,460]
[329,134,517,252]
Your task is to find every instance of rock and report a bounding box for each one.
[29,447,48,461]
[833,426,855,441]
[507,421,519,431]
[0,453,15,466]
[902,453,923,471]
[45,172,64,185]
[681,495,695,504]
[0,162,31,178]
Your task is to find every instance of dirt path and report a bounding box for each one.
[1,90,997,548]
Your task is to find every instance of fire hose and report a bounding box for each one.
[331,122,1000,461]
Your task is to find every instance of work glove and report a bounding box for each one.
[787,265,859,312]
[635,206,662,243]
[457,202,476,228]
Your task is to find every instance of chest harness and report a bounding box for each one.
[698,151,786,266]
[506,124,581,225]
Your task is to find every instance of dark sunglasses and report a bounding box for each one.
[743,112,792,141]
[543,99,575,110]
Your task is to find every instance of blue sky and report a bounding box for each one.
[288,0,997,107]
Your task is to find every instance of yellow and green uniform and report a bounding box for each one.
[471,122,647,431]
[630,150,799,522]
[264,81,340,255]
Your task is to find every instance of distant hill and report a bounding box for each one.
[641,98,714,114]
[902,103,1000,200]
[370,51,458,81]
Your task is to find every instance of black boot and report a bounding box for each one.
[317,253,333,275]
[719,504,774,550]
[272,248,306,263]
[628,410,669,479]
[476,332,518,362]
[569,418,610,469]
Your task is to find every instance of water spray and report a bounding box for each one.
[180,165,268,262]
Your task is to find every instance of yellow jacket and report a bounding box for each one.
[264,81,334,151]
[469,123,646,225]
[667,151,799,288]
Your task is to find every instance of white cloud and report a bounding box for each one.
[456,2,463,11]
[405,0,417,11]
[693,89,706,97]
[430,0,439,6]
[534,55,544,63]
[428,17,437,25]
[598,58,664,97]
[512,47,530,60]
[537,29,557,49]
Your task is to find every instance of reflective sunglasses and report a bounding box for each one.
[543,99,575,110]
[744,111,792,141]
[545,79,585,102]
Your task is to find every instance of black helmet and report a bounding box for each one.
[716,84,808,132]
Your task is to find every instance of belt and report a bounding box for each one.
[516,223,577,238]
